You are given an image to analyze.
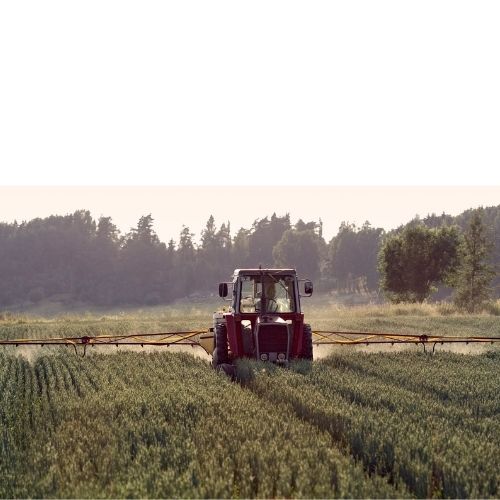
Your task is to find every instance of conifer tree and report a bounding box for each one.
[452,210,495,312]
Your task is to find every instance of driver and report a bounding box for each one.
[262,281,279,313]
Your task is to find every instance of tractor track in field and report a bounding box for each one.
[241,375,354,454]
[238,374,417,496]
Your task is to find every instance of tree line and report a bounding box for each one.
[0,205,498,310]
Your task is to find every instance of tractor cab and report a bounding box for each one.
[236,272,297,314]
[207,269,313,368]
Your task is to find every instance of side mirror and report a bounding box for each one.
[304,280,313,296]
[218,283,228,298]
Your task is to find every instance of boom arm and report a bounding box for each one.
[1,329,498,357]
[312,330,500,352]
[0,330,206,356]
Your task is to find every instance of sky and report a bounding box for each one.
[0,1,499,241]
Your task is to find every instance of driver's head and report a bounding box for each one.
[264,281,276,299]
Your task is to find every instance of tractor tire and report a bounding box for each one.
[218,363,236,380]
[212,323,229,368]
[301,323,313,361]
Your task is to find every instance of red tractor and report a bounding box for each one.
[199,268,314,369]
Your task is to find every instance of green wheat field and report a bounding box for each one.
[1,301,499,498]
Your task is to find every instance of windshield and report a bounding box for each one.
[239,275,295,313]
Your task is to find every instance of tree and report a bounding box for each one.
[378,224,461,303]
[200,215,217,250]
[216,221,233,279]
[357,222,385,291]
[97,216,119,243]
[232,228,250,267]
[129,214,159,244]
[326,222,359,292]
[248,213,291,267]
[198,216,233,289]
[91,216,120,304]
[118,214,170,304]
[325,222,384,293]
[295,219,319,233]
[273,229,321,280]
[451,210,495,312]
[175,226,196,297]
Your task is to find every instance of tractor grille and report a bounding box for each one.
[256,323,289,353]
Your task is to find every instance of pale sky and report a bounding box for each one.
[0,186,498,244]
[0,1,499,185]
[0,2,498,243]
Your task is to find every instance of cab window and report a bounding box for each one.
[239,275,295,313]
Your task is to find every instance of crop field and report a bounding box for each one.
[0,304,499,498]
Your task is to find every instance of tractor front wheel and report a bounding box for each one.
[212,323,229,368]
[301,323,313,361]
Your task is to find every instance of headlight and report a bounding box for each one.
[277,353,286,361]
[260,353,269,361]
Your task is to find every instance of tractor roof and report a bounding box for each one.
[233,268,297,277]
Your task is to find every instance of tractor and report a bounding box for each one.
[198,268,314,370]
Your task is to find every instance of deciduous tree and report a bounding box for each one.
[378,224,461,303]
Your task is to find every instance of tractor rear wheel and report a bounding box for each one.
[212,323,229,368]
[301,323,313,360]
